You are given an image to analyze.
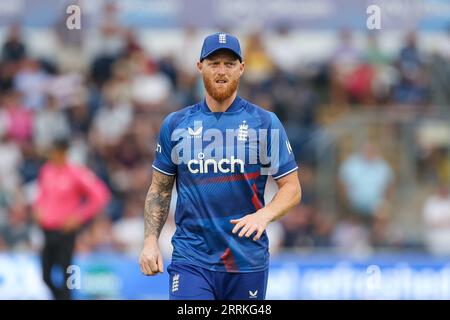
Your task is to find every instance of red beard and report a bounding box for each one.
[203,74,239,102]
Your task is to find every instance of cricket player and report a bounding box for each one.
[140,33,301,300]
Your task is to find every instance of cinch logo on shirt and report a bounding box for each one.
[187,152,244,174]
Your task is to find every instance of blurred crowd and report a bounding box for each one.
[1,4,450,258]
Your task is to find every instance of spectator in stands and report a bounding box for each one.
[0,197,31,251]
[362,33,395,105]
[90,2,125,86]
[423,183,450,256]
[33,95,70,153]
[0,134,22,192]
[266,23,303,75]
[14,59,50,111]
[1,90,33,145]
[393,31,430,106]
[1,24,27,62]
[243,32,275,84]
[89,88,133,152]
[339,142,394,225]
[66,97,92,137]
[429,25,450,109]
[19,141,44,185]
[330,28,362,106]
[331,214,372,256]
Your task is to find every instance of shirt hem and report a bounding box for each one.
[171,256,269,273]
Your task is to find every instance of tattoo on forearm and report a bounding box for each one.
[144,171,175,238]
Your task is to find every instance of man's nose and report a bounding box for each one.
[217,63,226,74]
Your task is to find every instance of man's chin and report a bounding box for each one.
[207,90,233,102]
[211,94,233,102]
[204,77,239,102]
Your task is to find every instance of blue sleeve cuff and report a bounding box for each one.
[152,159,177,176]
[272,161,299,180]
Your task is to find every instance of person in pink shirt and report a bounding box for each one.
[33,138,110,300]
[2,91,33,144]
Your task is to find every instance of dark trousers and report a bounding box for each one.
[41,230,77,300]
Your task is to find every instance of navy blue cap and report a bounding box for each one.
[200,33,242,62]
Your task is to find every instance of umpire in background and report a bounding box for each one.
[33,138,110,300]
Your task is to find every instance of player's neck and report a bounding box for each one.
[205,91,237,112]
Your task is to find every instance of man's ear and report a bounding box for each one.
[197,61,203,73]
[239,61,245,76]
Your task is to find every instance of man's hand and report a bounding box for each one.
[62,215,82,233]
[231,172,301,240]
[230,209,272,241]
[139,237,164,276]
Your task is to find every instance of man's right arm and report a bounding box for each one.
[140,170,175,276]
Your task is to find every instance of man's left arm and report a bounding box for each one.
[65,167,111,232]
[231,172,301,241]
